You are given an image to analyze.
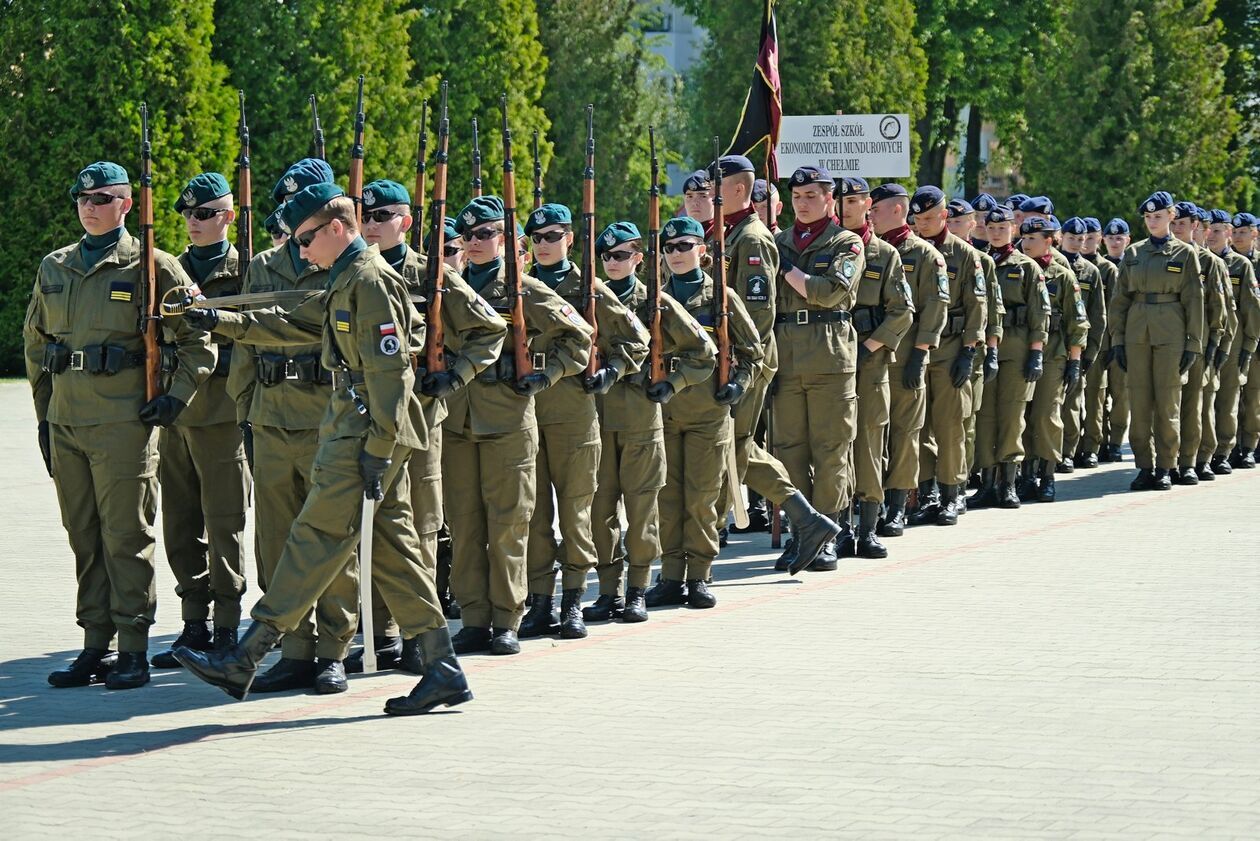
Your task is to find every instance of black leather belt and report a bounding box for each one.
[774,310,851,326]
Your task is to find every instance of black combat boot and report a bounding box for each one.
[490,627,520,655]
[1152,467,1173,490]
[773,536,797,571]
[48,648,116,688]
[731,493,769,533]
[1055,459,1074,474]
[1194,462,1215,481]
[878,489,908,537]
[834,508,857,558]
[451,626,492,655]
[1016,460,1039,502]
[214,625,238,651]
[1109,443,1125,462]
[314,658,347,694]
[1074,450,1099,468]
[686,579,717,609]
[174,620,283,700]
[1098,444,1114,463]
[997,462,1021,509]
[104,651,150,690]
[1178,465,1199,485]
[383,627,474,716]
[582,593,625,623]
[856,500,887,559]
[1037,459,1056,503]
[398,636,425,674]
[151,620,212,669]
[907,480,940,526]
[1130,468,1157,491]
[346,635,403,674]
[936,483,964,525]
[783,491,842,575]
[558,590,588,639]
[718,526,729,548]
[622,586,649,622]
[250,658,316,693]
[1210,453,1233,475]
[969,467,999,509]
[517,594,557,638]
[644,577,687,607]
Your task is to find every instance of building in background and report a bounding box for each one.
[644,2,705,195]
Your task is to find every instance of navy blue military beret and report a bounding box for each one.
[947,199,974,218]
[970,193,998,213]
[1103,217,1130,235]
[1082,217,1102,233]
[174,172,231,212]
[909,185,945,215]
[870,183,909,204]
[683,170,712,192]
[789,166,834,188]
[708,155,756,179]
[1173,201,1199,220]
[1233,212,1258,229]
[1020,216,1060,236]
[1205,208,1232,225]
[751,178,771,203]
[1020,195,1054,215]
[524,202,573,234]
[985,207,1015,223]
[1004,193,1029,211]
[835,176,870,197]
[1139,191,1175,214]
[1061,216,1088,235]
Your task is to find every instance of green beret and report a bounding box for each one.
[174,172,231,212]
[363,179,410,209]
[662,216,704,242]
[263,209,285,237]
[279,182,344,235]
[71,161,129,198]
[455,196,505,234]
[424,216,461,253]
[597,221,641,254]
[272,158,335,205]
[524,202,573,234]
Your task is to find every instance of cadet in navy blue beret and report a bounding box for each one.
[1083,217,1102,233]
[835,176,869,198]
[909,185,945,216]
[1138,191,1175,214]
[1003,193,1029,212]
[869,183,908,204]
[1019,195,1054,216]
[1103,217,1130,236]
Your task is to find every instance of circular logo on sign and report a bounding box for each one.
[879,115,902,141]
[379,335,401,356]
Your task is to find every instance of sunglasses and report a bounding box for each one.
[662,240,701,254]
[600,249,635,263]
[362,209,402,224]
[182,207,229,221]
[530,229,568,244]
[443,244,461,257]
[465,226,503,242]
[76,193,124,207]
[295,220,331,248]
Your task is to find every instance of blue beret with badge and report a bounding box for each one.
[272,158,335,205]
[1205,208,1232,225]
[836,176,870,198]
[708,155,756,179]
[947,199,974,218]
[1083,217,1102,233]
[1173,201,1198,220]
[173,172,231,212]
[970,193,998,213]
[1233,212,1259,229]
[1103,217,1130,235]
[71,161,129,198]
[683,170,712,192]
[1061,216,1087,235]
[870,183,908,204]
[1020,216,1060,236]
[789,166,834,188]
[596,221,642,254]
[279,182,344,235]
[1003,193,1029,210]
[985,206,1015,224]
[751,178,771,203]
[1019,195,1054,215]
[362,179,410,209]
[909,185,945,215]
[524,202,573,234]
[1139,191,1174,214]
[662,216,705,242]
[455,196,505,234]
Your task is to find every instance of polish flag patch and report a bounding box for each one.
[748,255,761,266]
[379,322,397,336]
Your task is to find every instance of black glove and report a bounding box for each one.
[1203,340,1218,371]
[37,420,52,477]
[421,370,464,399]
[776,243,794,274]
[950,346,976,388]
[1024,348,1044,383]
[645,380,675,404]
[358,450,391,501]
[512,372,551,397]
[1179,350,1197,375]
[1063,358,1082,392]
[983,346,999,383]
[1081,356,1093,376]
[1214,346,1228,371]
[1240,349,1253,372]
[1111,344,1127,372]
[139,395,186,427]
[715,381,745,405]
[856,342,873,368]
[239,422,254,471]
[582,366,619,395]
[183,308,220,331]
[902,347,928,389]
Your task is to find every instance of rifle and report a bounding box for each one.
[138,103,160,401]
[411,98,429,252]
[471,117,483,198]
[236,91,253,282]
[309,95,325,160]
[501,93,533,381]
[348,75,365,225]
[712,136,732,393]
[646,126,665,385]
[532,130,543,210]
[424,82,450,374]
[580,104,599,377]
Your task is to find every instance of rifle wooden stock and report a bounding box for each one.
[424,83,450,373]
[581,104,599,377]
[236,91,253,282]
[349,75,365,225]
[412,98,429,252]
[139,103,160,401]
[501,94,532,379]
[309,95,325,161]
[646,126,665,385]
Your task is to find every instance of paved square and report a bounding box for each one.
[1,381,1257,839]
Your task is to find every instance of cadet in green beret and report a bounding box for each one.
[25,161,214,689]
[1213,214,1260,471]
[263,209,287,248]
[645,216,760,608]
[1057,217,1105,475]
[223,158,360,694]
[586,221,716,622]
[838,178,914,558]
[1100,218,1132,462]
[867,184,949,536]
[516,203,648,639]
[1076,218,1115,468]
[149,172,251,670]
[177,183,474,716]
[442,196,592,655]
[909,186,988,525]
[346,180,505,672]
[1110,191,1205,491]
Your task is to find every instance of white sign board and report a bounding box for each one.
[776,114,911,178]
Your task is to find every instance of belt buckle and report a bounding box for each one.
[669,357,680,373]
[68,351,85,371]
[284,359,300,380]
[795,309,809,325]
[532,352,546,370]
